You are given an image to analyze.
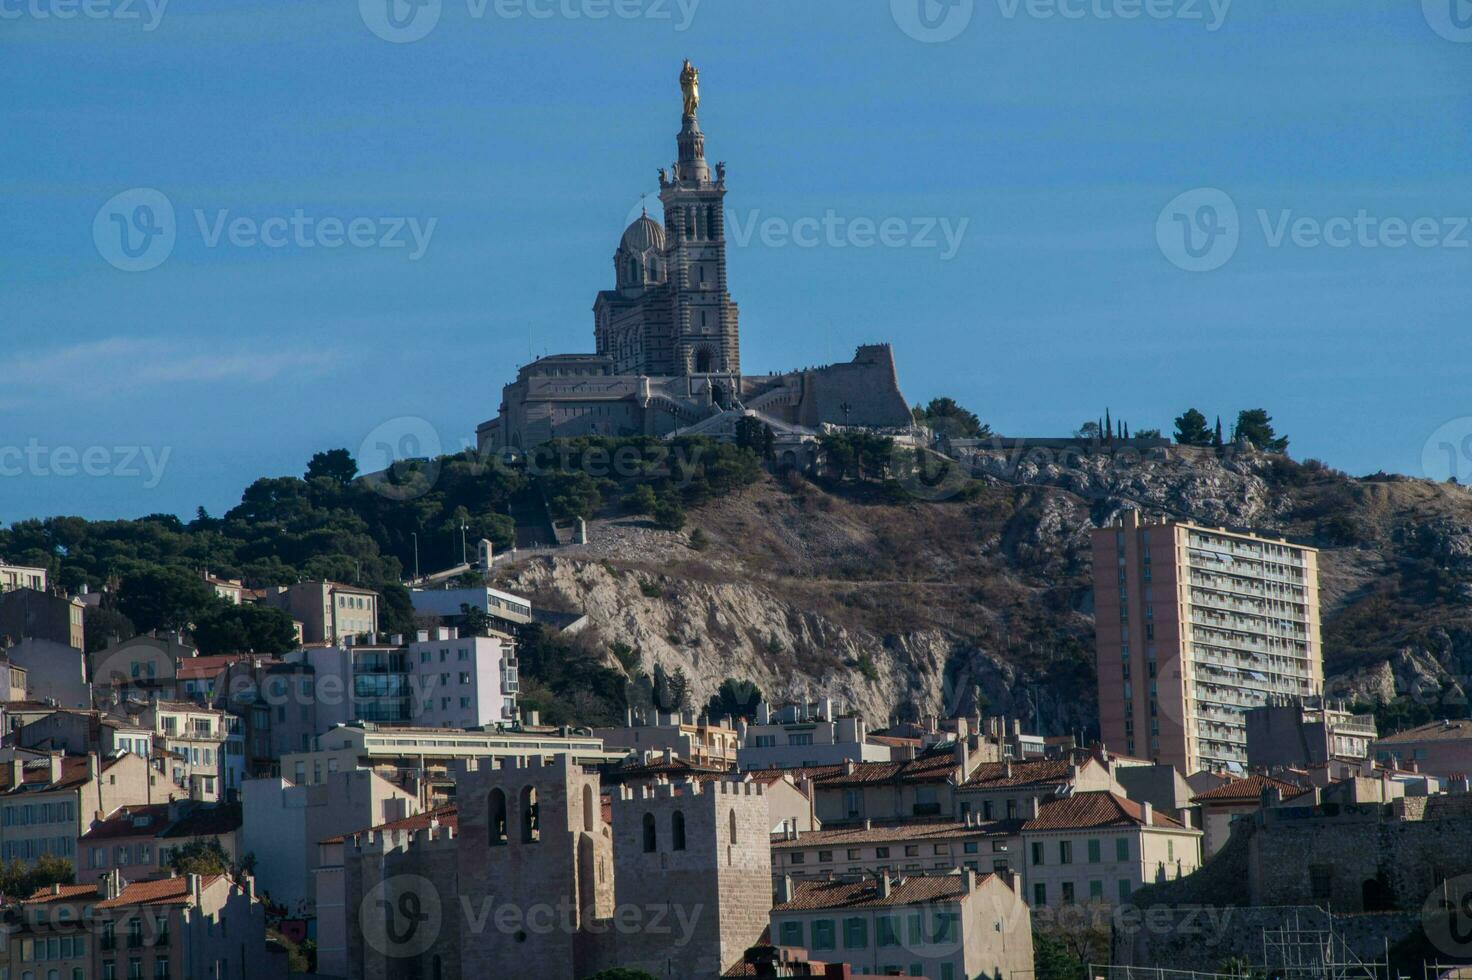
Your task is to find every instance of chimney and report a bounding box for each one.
[776,874,794,904]
[86,753,99,780]
[1025,796,1040,819]
[863,818,872,831]
[963,867,977,893]
[1141,801,1153,826]
[877,874,891,898]
[843,759,857,777]
[46,754,62,785]
[662,748,674,765]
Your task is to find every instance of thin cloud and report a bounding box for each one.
[7,337,338,402]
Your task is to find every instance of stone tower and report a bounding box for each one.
[453,755,615,978]
[611,778,772,977]
[595,60,740,379]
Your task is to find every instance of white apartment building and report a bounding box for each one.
[408,585,534,626]
[0,561,47,593]
[1094,512,1322,775]
[738,700,892,770]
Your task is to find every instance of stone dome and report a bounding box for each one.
[620,212,665,254]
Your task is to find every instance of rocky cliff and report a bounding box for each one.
[493,444,1472,735]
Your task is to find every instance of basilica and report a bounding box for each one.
[476,62,912,459]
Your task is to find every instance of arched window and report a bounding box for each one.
[695,349,713,374]
[642,812,657,853]
[728,808,738,844]
[488,789,508,846]
[672,810,687,851]
[582,784,596,833]
[521,786,540,843]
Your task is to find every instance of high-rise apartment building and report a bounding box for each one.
[1092,511,1322,775]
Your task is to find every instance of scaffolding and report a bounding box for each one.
[1260,908,1388,980]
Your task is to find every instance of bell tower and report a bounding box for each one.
[659,60,740,377]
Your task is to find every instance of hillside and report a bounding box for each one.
[495,444,1472,736]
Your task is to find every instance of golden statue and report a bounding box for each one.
[680,59,700,117]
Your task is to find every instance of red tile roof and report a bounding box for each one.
[962,758,1079,789]
[812,749,960,789]
[0,755,120,795]
[81,804,172,841]
[773,874,981,912]
[96,874,226,909]
[1376,719,1472,744]
[1023,791,1188,831]
[22,883,100,904]
[1190,775,1302,804]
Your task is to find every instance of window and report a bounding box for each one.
[672,811,686,851]
[843,917,868,949]
[642,812,657,853]
[728,809,737,845]
[1031,842,1044,866]
[963,842,978,854]
[932,911,957,944]
[818,850,833,863]
[847,849,861,860]
[1090,880,1104,900]
[1116,838,1129,862]
[811,919,835,951]
[1118,879,1132,901]
[778,921,803,947]
[906,912,924,945]
[1088,839,1101,863]
[1033,883,1047,906]
[904,845,919,857]
[1059,841,1072,864]
[487,789,508,845]
[874,846,889,859]
[1061,881,1075,903]
[877,916,900,947]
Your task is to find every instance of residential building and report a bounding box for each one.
[1092,510,1323,775]
[1371,718,1472,779]
[216,659,318,774]
[404,627,518,729]
[10,708,155,761]
[0,658,26,702]
[1190,774,1306,859]
[0,587,84,650]
[242,770,420,919]
[279,722,622,800]
[7,881,96,979]
[1019,791,1202,907]
[202,572,247,605]
[1245,695,1377,770]
[738,700,894,770]
[0,561,47,593]
[593,708,740,768]
[80,800,245,886]
[1108,758,1198,824]
[89,871,280,980]
[769,870,1033,980]
[955,756,1117,824]
[89,634,194,700]
[6,637,89,707]
[806,738,995,826]
[0,752,158,870]
[131,701,228,802]
[261,581,379,644]
[408,584,534,628]
[771,817,1012,885]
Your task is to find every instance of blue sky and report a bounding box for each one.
[4,0,1471,521]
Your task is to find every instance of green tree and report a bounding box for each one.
[305,448,358,485]
[1233,408,1289,453]
[705,678,764,721]
[165,838,237,877]
[84,606,136,653]
[651,496,685,531]
[0,855,76,900]
[459,602,494,636]
[622,484,659,516]
[117,565,217,634]
[191,602,297,655]
[913,398,990,439]
[1173,408,1213,446]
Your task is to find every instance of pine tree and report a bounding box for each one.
[1105,408,1112,442]
[1213,416,1224,447]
